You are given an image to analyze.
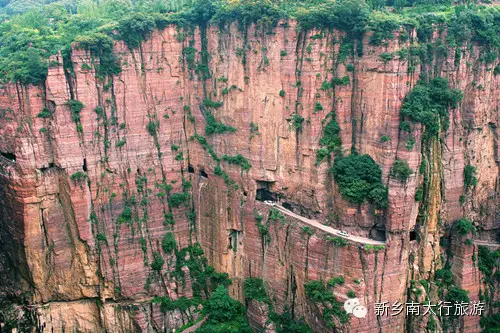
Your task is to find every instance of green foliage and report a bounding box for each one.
[464,164,477,188]
[153,296,200,314]
[198,285,251,333]
[174,152,184,161]
[205,112,236,135]
[314,102,323,112]
[96,233,107,243]
[70,171,87,182]
[280,50,288,57]
[169,192,190,208]
[454,217,476,236]
[244,277,268,302]
[346,290,356,298]
[37,108,53,119]
[380,135,390,143]
[379,52,393,63]
[301,226,314,236]
[390,159,413,183]
[146,119,159,136]
[332,76,350,86]
[290,113,304,130]
[328,275,345,287]
[269,207,285,223]
[368,11,400,45]
[222,154,251,171]
[400,121,411,132]
[317,112,341,162]
[162,232,176,253]
[364,244,385,253]
[118,203,133,224]
[320,80,332,90]
[415,186,423,202]
[67,100,84,123]
[115,138,126,148]
[203,99,223,108]
[331,153,388,208]
[270,309,313,333]
[151,252,164,271]
[279,89,285,97]
[117,13,156,49]
[304,280,349,328]
[75,32,121,77]
[477,246,500,285]
[296,0,369,39]
[401,78,463,136]
[480,313,500,333]
[328,236,348,247]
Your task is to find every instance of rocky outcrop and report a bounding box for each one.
[0,21,498,332]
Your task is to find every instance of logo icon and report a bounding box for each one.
[344,298,367,319]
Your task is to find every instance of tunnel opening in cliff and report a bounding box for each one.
[410,230,417,241]
[0,152,16,162]
[256,188,277,202]
[199,169,208,178]
[370,226,387,242]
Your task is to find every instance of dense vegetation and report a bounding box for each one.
[1,0,499,85]
[331,153,388,209]
[400,78,463,136]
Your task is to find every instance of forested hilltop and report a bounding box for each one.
[0,0,499,85]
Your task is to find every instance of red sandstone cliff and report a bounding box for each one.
[0,21,498,332]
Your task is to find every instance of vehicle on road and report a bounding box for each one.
[264,200,275,206]
[337,230,349,237]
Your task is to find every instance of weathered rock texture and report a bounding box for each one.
[0,21,498,332]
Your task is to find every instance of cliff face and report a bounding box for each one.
[0,21,498,332]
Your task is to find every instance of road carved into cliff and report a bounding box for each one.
[263,202,386,245]
[473,240,500,248]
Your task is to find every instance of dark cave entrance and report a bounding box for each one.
[82,158,88,172]
[0,151,16,162]
[188,164,195,173]
[228,229,241,252]
[410,230,417,241]
[199,169,208,178]
[255,180,277,202]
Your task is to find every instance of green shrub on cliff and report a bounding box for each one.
[390,159,413,183]
[117,13,156,49]
[477,246,500,285]
[400,77,463,136]
[222,154,251,171]
[161,232,177,253]
[464,164,478,188]
[304,280,349,328]
[205,112,236,135]
[169,192,190,208]
[270,309,313,333]
[37,108,53,119]
[331,153,388,208]
[151,252,164,271]
[198,285,252,333]
[244,277,268,302]
[454,217,476,236]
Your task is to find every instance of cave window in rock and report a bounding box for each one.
[0,151,16,162]
[82,158,88,172]
[188,164,195,173]
[410,230,417,241]
[256,180,277,202]
[199,169,208,178]
[228,229,240,252]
